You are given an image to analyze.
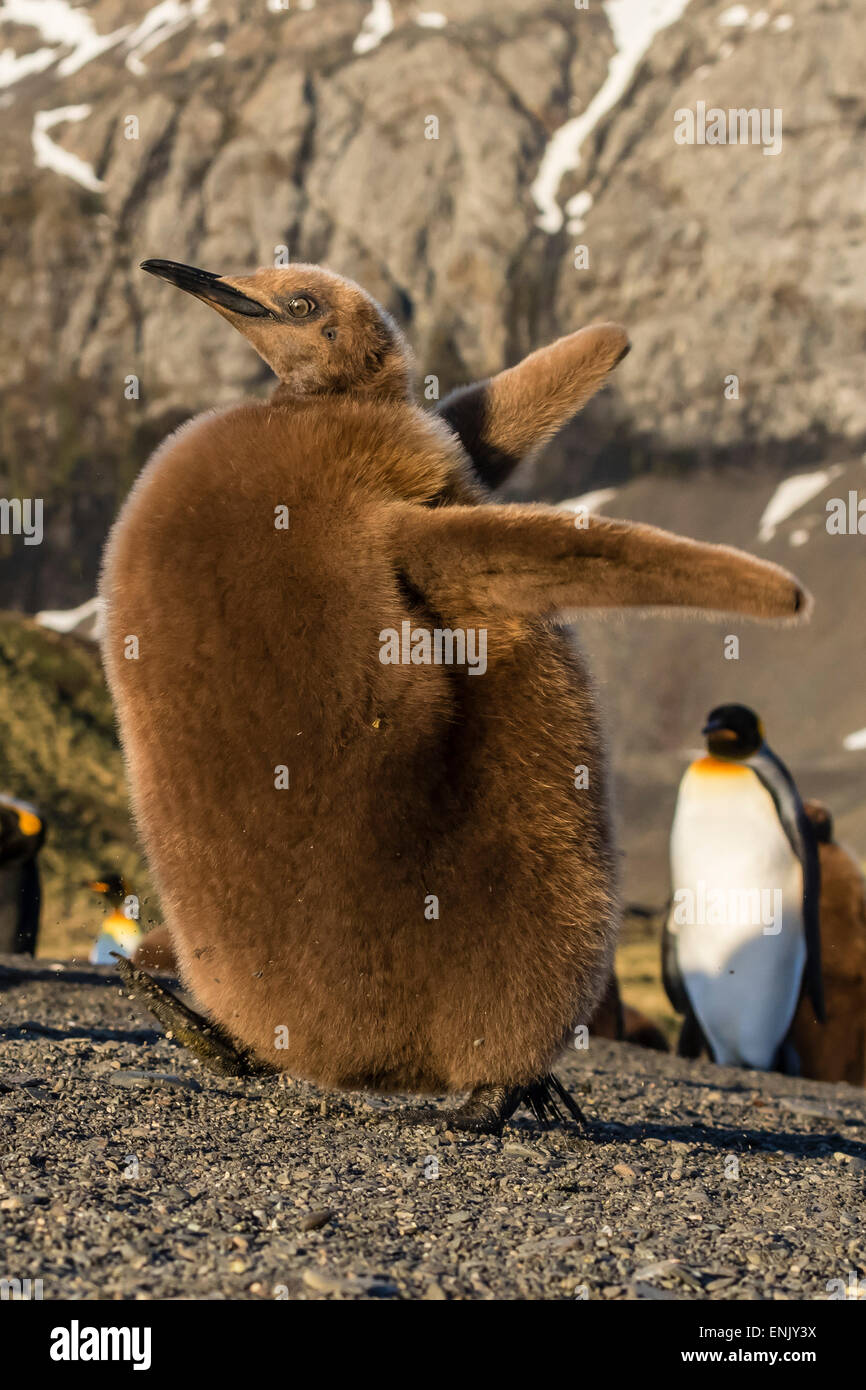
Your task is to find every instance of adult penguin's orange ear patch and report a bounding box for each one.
[437,322,630,491]
[16,808,42,837]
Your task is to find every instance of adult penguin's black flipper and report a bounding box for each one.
[661,900,690,1016]
[15,857,41,956]
[749,747,825,1024]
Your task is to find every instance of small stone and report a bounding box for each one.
[833,1152,866,1170]
[107,1070,201,1092]
[302,1268,344,1294]
[299,1208,334,1231]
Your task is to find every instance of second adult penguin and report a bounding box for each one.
[0,794,45,955]
[664,704,823,1071]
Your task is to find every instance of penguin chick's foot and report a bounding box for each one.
[112,953,273,1078]
[395,1074,585,1135]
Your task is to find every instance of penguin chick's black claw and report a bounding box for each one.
[523,1073,587,1129]
[392,1075,585,1135]
[111,953,273,1078]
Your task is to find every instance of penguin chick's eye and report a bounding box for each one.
[287,296,316,319]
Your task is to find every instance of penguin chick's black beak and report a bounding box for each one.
[140,259,272,318]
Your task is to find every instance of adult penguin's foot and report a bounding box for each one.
[112,953,273,1077]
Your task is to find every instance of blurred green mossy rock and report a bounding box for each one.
[0,613,158,958]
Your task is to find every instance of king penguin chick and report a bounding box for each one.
[790,801,866,1086]
[0,794,45,955]
[663,705,823,1073]
[101,259,810,1133]
[88,874,142,965]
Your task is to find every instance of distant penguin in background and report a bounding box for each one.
[88,874,143,965]
[790,801,866,1086]
[130,922,177,973]
[0,794,45,955]
[101,258,810,1132]
[590,973,669,1052]
[663,705,823,1072]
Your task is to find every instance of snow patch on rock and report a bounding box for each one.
[353,0,393,54]
[32,105,103,193]
[560,487,618,515]
[531,0,692,235]
[758,467,844,542]
[0,0,130,86]
[36,595,104,641]
[126,0,210,76]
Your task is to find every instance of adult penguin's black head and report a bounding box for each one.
[0,795,45,863]
[88,874,129,910]
[702,704,765,760]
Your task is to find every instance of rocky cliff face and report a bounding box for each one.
[0,0,863,609]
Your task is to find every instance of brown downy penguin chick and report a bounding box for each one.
[791,802,866,1086]
[101,258,810,1133]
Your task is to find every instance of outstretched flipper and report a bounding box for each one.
[394,1075,585,1135]
[113,953,273,1077]
[390,503,810,625]
[437,324,630,491]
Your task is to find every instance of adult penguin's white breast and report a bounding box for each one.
[669,756,805,1068]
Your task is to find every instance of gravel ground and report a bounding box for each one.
[1,955,865,1302]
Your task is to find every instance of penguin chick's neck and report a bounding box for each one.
[269,344,412,405]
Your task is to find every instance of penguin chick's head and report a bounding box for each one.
[88,874,129,910]
[140,259,412,401]
[702,703,765,760]
[803,799,834,844]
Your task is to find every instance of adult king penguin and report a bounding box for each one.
[88,874,143,965]
[102,259,811,1132]
[664,704,823,1072]
[0,794,45,955]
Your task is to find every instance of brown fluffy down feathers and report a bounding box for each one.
[101,263,810,1095]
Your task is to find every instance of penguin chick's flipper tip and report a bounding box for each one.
[112,954,273,1077]
[437,321,630,491]
[392,1075,586,1135]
